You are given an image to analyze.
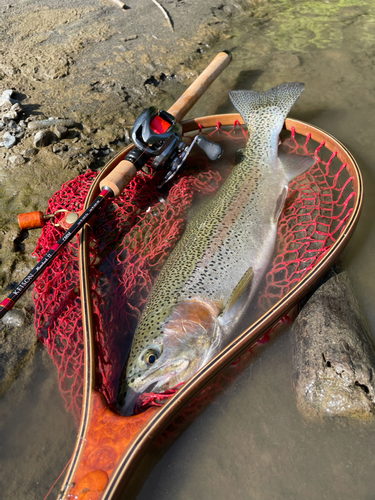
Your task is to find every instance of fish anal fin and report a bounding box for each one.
[274,186,288,223]
[221,267,254,325]
[279,148,316,182]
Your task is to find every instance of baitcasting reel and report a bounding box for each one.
[126,106,223,187]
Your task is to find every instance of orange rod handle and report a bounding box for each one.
[99,160,137,197]
[167,50,232,122]
[18,211,45,230]
[99,51,232,198]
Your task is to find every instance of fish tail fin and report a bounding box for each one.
[229,82,305,131]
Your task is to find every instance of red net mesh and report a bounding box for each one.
[32,121,355,421]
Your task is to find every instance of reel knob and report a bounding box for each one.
[195,136,223,161]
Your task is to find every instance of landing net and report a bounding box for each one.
[33,121,355,421]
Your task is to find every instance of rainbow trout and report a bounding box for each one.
[120,82,313,415]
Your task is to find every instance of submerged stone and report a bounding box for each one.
[292,271,375,421]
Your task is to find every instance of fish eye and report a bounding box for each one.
[145,351,158,365]
[139,345,162,369]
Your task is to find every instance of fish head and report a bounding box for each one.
[122,299,222,415]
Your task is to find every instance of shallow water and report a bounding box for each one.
[132,1,375,499]
[2,0,375,498]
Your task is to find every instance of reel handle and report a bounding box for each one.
[100,51,232,197]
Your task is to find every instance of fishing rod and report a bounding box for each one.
[0,51,231,320]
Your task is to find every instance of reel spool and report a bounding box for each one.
[130,106,223,186]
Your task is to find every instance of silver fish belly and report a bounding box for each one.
[120,82,313,415]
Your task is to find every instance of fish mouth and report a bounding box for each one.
[121,358,190,416]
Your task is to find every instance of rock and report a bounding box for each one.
[33,129,55,147]
[1,308,26,327]
[0,89,17,108]
[10,102,23,114]
[124,127,132,144]
[54,124,68,139]
[23,147,38,157]
[52,143,68,153]
[2,131,16,149]
[28,118,78,131]
[2,109,18,123]
[9,155,26,166]
[292,271,375,421]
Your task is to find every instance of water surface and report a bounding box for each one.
[133,1,375,499]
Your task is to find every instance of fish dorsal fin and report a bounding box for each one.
[278,148,316,182]
[220,267,254,325]
[274,186,288,223]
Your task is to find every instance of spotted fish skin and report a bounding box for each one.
[120,83,309,415]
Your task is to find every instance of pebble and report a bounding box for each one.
[54,124,68,139]
[33,130,55,147]
[0,89,14,107]
[24,147,38,157]
[1,308,26,327]
[28,118,78,131]
[2,132,16,149]
[10,102,22,114]
[2,110,18,123]
[52,143,68,153]
[9,155,26,166]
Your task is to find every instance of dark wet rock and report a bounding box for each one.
[9,155,26,166]
[292,271,375,421]
[2,131,16,148]
[54,124,68,139]
[28,118,78,131]
[33,129,56,147]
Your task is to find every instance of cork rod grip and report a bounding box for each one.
[99,160,137,197]
[99,51,231,198]
[167,51,232,122]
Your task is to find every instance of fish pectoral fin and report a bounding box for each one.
[274,186,288,223]
[220,267,254,325]
[278,147,316,182]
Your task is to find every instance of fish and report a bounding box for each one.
[119,82,314,415]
